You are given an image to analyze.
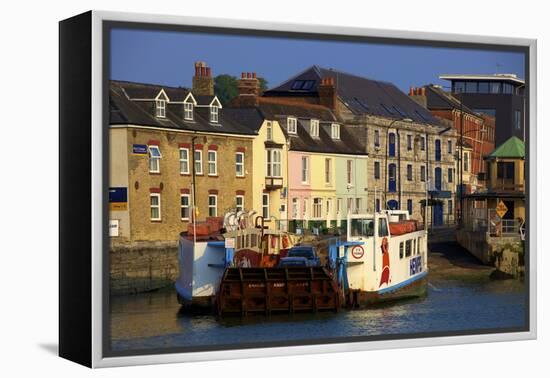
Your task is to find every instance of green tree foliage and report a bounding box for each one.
[214,74,269,105]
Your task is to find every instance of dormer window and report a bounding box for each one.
[331,123,340,139]
[155,99,166,118]
[310,119,319,137]
[287,117,297,134]
[184,102,193,121]
[210,105,219,123]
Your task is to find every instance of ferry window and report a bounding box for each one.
[405,240,412,257]
[350,219,374,237]
[378,218,389,237]
[490,82,501,94]
[503,83,514,94]
[399,242,404,259]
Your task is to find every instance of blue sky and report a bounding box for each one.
[110,28,525,92]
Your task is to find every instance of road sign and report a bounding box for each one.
[351,245,364,259]
[495,200,509,218]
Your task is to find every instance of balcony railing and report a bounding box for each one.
[489,180,524,192]
[265,176,283,190]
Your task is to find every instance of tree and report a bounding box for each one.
[214,74,269,105]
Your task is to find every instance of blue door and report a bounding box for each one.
[434,167,442,190]
[388,163,396,192]
[433,202,444,226]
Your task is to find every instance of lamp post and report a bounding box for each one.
[383,117,413,209]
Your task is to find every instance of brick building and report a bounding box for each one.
[409,84,496,193]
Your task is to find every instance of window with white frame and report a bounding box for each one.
[355,198,362,214]
[179,148,189,174]
[210,105,219,123]
[266,149,282,177]
[337,198,342,214]
[208,150,217,176]
[194,150,203,175]
[287,117,297,134]
[184,102,193,120]
[326,198,332,217]
[262,193,270,219]
[310,119,319,137]
[150,193,161,220]
[448,140,453,154]
[291,198,299,219]
[374,129,380,147]
[235,152,245,177]
[325,158,332,184]
[301,156,309,183]
[303,198,308,218]
[313,198,322,219]
[148,145,161,173]
[347,198,354,214]
[155,99,166,118]
[180,194,190,220]
[208,195,217,217]
[463,151,470,172]
[235,195,244,212]
[331,123,340,139]
[266,121,273,141]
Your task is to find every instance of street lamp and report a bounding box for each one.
[383,117,413,209]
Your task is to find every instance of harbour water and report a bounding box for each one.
[109,241,527,353]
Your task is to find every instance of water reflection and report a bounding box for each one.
[110,277,526,352]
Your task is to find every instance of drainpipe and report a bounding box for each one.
[397,129,402,209]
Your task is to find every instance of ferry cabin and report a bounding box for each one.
[343,211,428,299]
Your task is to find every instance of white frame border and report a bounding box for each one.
[91,10,537,368]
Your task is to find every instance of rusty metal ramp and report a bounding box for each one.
[217,267,341,317]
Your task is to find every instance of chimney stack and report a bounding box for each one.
[192,61,214,96]
[236,71,260,107]
[318,77,337,110]
[408,85,428,108]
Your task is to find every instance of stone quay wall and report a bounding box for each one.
[456,229,524,278]
[110,240,179,295]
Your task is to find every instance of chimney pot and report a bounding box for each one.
[206,67,211,77]
[252,72,257,79]
[247,72,252,79]
[241,72,246,79]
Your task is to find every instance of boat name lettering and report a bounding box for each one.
[410,255,422,276]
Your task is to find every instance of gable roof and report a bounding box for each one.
[110,80,258,135]
[250,97,366,155]
[265,65,441,125]
[488,136,525,159]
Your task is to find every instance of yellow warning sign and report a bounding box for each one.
[495,201,508,219]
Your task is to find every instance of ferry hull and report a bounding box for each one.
[346,271,428,308]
